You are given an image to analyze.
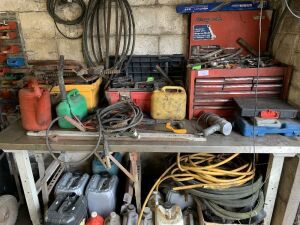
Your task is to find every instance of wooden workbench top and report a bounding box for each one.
[0,120,299,155]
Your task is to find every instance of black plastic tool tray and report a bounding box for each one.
[234,98,298,118]
[109,54,186,83]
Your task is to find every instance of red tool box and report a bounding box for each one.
[187,66,292,119]
[189,10,272,57]
[106,90,152,113]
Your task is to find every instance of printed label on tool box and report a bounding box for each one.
[197,70,209,76]
[193,24,216,40]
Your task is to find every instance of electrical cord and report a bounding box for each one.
[137,153,258,225]
[47,0,86,39]
[46,100,142,164]
[46,114,102,165]
[97,100,143,134]
[284,0,300,19]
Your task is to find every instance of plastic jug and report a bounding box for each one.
[122,204,138,225]
[105,212,121,225]
[151,86,186,120]
[165,189,194,210]
[141,207,153,225]
[55,172,90,196]
[19,79,51,131]
[86,212,104,225]
[45,193,87,225]
[92,153,122,175]
[85,174,119,217]
[155,202,184,225]
[56,89,88,128]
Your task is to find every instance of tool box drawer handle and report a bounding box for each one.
[67,89,79,99]
[161,86,185,93]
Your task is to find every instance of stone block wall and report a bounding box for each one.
[272,0,300,108]
[2,0,199,63]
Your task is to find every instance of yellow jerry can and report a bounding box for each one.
[151,86,187,120]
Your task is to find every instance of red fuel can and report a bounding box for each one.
[19,79,52,131]
[86,212,104,225]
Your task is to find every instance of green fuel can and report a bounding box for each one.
[55,55,88,129]
[56,89,88,129]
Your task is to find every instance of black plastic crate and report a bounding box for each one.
[110,55,186,84]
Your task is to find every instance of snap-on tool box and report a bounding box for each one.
[189,10,272,57]
[187,66,292,119]
[106,55,186,113]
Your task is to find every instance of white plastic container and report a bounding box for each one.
[85,174,119,217]
[155,203,184,225]
[55,172,90,196]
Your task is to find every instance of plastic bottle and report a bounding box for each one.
[86,212,104,225]
[155,202,184,225]
[147,191,164,211]
[122,204,138,225]
[105,212,121,225]
[141,207,153,225]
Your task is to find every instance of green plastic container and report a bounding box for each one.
[56,89,88,129]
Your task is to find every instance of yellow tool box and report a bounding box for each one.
[51,78,102,111]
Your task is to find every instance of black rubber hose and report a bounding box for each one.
[47,0,86,39]
[181,177,263,201]
[82,0,135,71]
[203,191,265,221]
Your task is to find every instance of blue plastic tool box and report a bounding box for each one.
[235,115,300,137]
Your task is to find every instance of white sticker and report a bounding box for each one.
[197,70,209,76]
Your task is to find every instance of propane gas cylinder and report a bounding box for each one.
[86,212,104,225]
[19,79,51,131]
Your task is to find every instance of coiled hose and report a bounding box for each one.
[82,0,135,71]
[137,153,263,225]
[47,0,86,39]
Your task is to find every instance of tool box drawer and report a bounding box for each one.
[187,67,292,119]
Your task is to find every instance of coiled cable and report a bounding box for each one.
[97,100,143,134]
[137,153,261,225]
[47,0,86,39]
[46,100,142,164]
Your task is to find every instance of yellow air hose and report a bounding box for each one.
[137,153,255,225]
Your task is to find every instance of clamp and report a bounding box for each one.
[166,121,187,134]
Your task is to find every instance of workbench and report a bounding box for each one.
[1,120,300,225]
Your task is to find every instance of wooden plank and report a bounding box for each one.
[130,152,141,212]
[264,154,285,225]
[14,151,42,225]
[35,154,49,212]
